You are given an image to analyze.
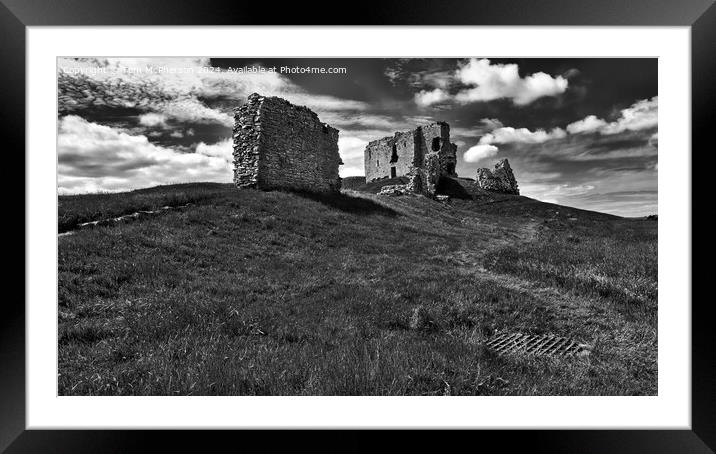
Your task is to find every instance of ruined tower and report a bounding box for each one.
[363,122,458,195]
[364,122,457,182]
[233,93,343,192]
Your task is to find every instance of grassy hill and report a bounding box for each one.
[340,176,366,190]
[58,182,657,395]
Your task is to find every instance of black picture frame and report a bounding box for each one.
[4,0,712,452]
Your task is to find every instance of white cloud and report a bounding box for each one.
[195,138,233,159]
[291,94,368,113]
[414,88,450,107]
[463,144,499,163]
[461,125,566,165]
[58,115,232,194]
[338,136,369,176]
[417,59,568,107]
[160,98,233,126]
[405,69,455,90]
[566,97,658,136]
[451,118,505,139]
[138,113,169,128]
[462,96,657,165]
[58,57,369,131]
[338,136,368,158]
[479,118,504,131]
[566,115,608,134]
[403,115,436,125]
[601,97,658,134]
[481,127,567,145]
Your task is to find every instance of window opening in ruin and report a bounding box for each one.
[432,137,441,151]
[390,144,399,163]
[322,124,329,133]
[377,159,379,167]
[391,167,397,178]
[447,163,455,174]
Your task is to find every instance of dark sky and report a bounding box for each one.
[57,57,657,216]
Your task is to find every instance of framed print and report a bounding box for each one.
[5,0,713,451]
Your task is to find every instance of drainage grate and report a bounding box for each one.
[486,332,589,357]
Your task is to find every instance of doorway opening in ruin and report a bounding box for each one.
[391,167,397,178]
[390,144,399,163]
[432,137,441,151]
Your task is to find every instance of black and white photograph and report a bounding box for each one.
[56,57,658,396]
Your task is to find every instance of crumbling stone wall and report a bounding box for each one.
[417,122,457,178]
[364,130,417,181]
[421,152,442,196]
[364,121,457,196]
[233,93,342,192]
[475,158,520,195]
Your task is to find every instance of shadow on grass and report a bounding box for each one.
[292,190,398,216]
[436,176,474,200]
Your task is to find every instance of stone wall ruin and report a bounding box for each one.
[475,158,520,195]
[233,93,342,192]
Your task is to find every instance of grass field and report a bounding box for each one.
[57,181,657,395]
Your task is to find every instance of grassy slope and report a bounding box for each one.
[58,183,225,233]
[340,176,366,190]
[58,183,657,395]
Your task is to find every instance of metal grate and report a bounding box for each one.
[486,332,589,357]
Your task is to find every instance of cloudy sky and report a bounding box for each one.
[57,57,657,216]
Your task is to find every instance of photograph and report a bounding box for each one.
[56,56,658,396]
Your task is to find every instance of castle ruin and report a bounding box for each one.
[232,96,521,199]
[364,122,457,196]
[233,93,343,192]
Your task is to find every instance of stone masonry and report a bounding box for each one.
[475,158,520,195]
[365,122,457,196]
[233,93,343,192]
